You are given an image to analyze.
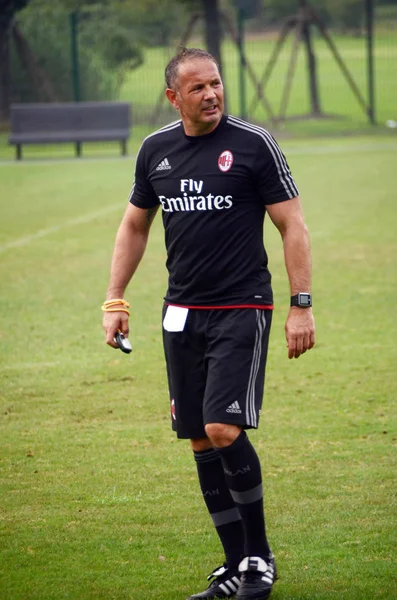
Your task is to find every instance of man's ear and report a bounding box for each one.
[166,88,180,110]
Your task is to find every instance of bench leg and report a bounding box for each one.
[75,142,82,157]
[16,145,22,160]
[121,140,127,156]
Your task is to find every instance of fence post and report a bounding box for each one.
[365,0,375,124]
[70,11,81,102]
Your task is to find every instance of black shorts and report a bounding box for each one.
[162,307,273,439]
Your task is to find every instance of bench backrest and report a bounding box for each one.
[10,102,131,133]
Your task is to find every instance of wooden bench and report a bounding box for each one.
[8,102,131,159]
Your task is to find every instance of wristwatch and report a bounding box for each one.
[290,293,312,308]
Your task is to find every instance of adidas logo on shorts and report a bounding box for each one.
[156,158,171,171]
[226,401,242,414]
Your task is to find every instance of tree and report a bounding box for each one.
[0,0,31,122]
[121,0,188,47]
[201,0,223,67]
[177,0,223,70]
[9,0,146,105]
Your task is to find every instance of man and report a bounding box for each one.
[103,47,315,600]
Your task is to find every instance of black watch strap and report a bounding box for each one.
[290,293,312,308]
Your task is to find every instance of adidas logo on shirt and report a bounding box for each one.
[156,158,171,171]
[226,401,242,414]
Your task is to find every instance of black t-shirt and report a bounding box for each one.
[129,114,299,306]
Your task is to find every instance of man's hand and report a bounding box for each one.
[103,310,129,349]
[285,307,315,359]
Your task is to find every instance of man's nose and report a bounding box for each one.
[203,85,216,99]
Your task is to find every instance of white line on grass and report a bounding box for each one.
[1,361,62,370]
[0,203,126,254]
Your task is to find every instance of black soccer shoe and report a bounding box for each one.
[235,556,276,600]
[187,564,241,599]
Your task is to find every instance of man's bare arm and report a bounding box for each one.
[103,203,159,347]
[266,196,315,359]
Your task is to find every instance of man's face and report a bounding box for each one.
[166,58,224,136]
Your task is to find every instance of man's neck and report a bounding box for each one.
[183,115,223,137]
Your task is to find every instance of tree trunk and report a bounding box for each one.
[201,0,222,68]
[12,22,58,102]
[201,0,227,111]
[0,22,11,123]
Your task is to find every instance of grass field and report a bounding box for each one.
[1,135,397,600]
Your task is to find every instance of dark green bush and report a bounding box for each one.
[10,2,142,103]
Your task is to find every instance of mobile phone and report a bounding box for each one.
[114,332,132,354]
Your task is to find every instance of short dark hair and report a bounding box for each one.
[165,47,220,90]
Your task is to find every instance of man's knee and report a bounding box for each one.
[190,437,213,452]
[204,423,242,448]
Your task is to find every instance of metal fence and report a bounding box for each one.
[9,1,397,137]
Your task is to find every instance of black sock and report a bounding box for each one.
[217,431,271,560]
[194,447,245,570]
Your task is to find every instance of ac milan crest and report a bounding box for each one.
[218,150,234,172]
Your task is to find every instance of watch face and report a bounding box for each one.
[299,293,311,306]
